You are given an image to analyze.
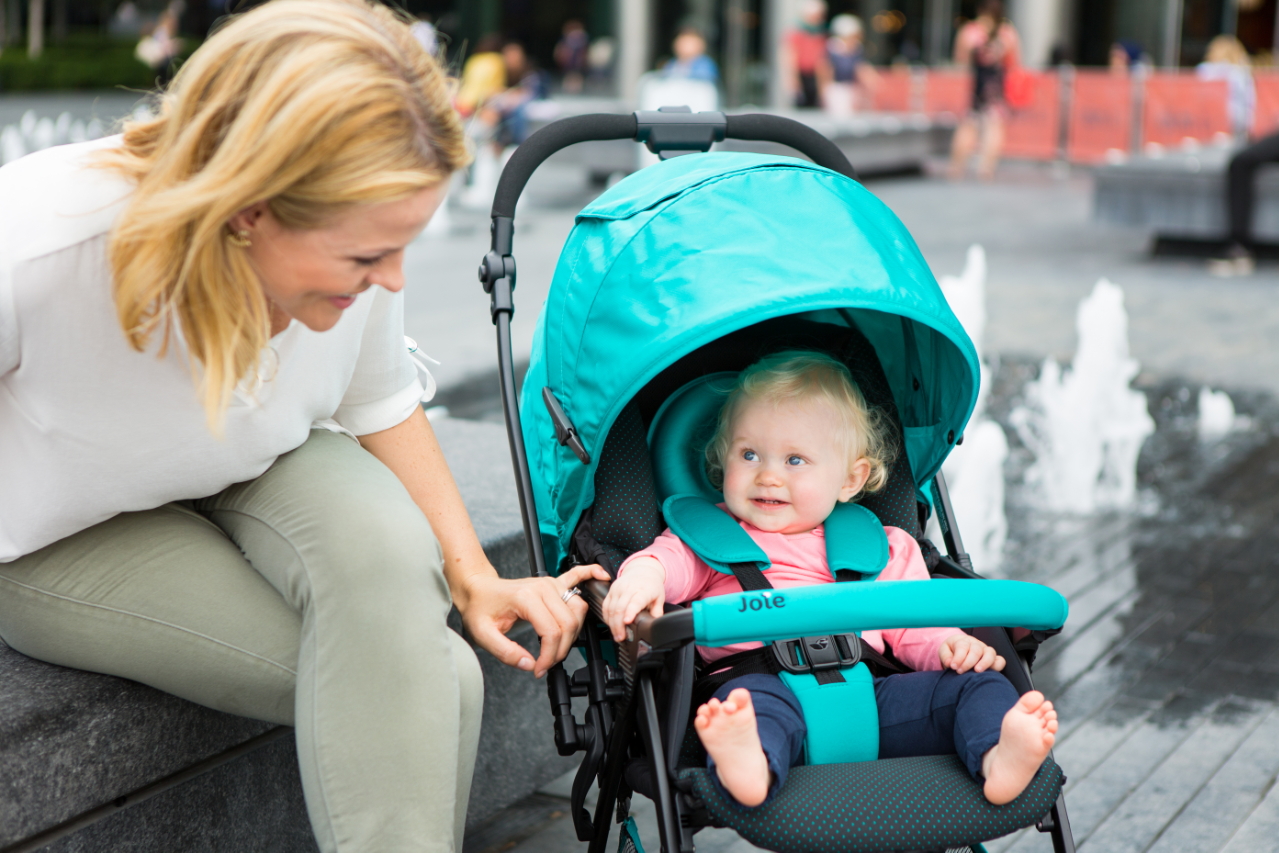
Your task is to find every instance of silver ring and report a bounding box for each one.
[561,587,583,603]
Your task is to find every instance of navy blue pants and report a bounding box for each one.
[708,668,1018,807]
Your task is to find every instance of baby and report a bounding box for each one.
[601,351,1057,809]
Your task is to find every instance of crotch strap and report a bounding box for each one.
[662,494,891,765]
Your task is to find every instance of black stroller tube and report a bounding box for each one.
[490,113,639,221]
[723,113,857,180]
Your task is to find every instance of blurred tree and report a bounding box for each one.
[51,0,64,43]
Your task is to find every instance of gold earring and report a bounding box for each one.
[227,229,252,248]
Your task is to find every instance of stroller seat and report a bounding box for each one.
[589,321,1065,853]
[679,756,1063,853]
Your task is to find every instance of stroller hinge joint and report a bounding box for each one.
[635,108,727,159]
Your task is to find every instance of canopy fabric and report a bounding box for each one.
[518,152,980,573]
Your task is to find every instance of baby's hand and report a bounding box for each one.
[601,556,667,642]
[939,633,1006,674]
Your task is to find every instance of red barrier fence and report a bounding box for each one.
[871,69,913,113]
[1254,73,1279,138]
[1003,71,1060,160]
[1141,73,1230,148]
[924,70,971,117]
[867,69,1249,161]
[1066,71,1132,163]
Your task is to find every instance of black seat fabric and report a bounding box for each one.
[571,400,664,574]
[679,756,1063,853]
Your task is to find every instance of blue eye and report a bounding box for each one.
[787,455,805,466]
[742,449,758,462]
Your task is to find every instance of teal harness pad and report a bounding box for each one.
[663,495,890,765]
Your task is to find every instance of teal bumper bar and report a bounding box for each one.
[691,580,1068,648]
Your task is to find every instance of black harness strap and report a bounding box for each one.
[727,561,773,591]
[695,556,909,705]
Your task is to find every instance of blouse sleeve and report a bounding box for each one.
[861,527,959,672]
[618,528,712,606]
[331,288,426,436]
[0,263,16,377]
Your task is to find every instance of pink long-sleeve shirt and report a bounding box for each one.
[618,511,958,670]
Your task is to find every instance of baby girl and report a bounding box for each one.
[600,351,1057,808]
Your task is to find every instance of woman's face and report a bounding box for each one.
[233,184,444,332]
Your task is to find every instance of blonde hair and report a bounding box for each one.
[705,351,897,497]
[98,0,468,430]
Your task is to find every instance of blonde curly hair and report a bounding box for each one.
[705,351,897,498]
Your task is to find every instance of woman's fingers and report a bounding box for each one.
[469,617,536,672]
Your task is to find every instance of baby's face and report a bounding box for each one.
[721,396,869,534]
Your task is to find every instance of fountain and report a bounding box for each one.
[935,245,1009,574]
[1010,279,1155,514]
[1197,387,1239,442]
[0,111,102,166]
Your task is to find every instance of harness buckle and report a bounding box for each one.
[771,634,861,674]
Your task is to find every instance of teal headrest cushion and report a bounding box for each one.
[648,372,738,504]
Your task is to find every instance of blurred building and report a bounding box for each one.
[427,0,1276,110]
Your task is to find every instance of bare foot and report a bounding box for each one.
[981,691,1058,805]
[694,688,771,807]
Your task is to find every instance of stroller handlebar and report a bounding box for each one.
[488,111,859,225]
[591,578,1067,651]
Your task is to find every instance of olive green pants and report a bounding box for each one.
[0,429,482,853]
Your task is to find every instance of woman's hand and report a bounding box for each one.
[601,557,667,642]
[939,633,1006,674]
[456,563,611,678]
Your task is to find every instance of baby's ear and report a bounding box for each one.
[839,457,872,502]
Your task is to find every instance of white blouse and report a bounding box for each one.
[0,137,427,562]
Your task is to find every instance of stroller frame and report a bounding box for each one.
[477,110,1077,853]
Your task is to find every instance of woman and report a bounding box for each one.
[0,2,605,851]
[948,0,1020,180]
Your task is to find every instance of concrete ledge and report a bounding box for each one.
[1093,146,1279,240]
[0,416,574,851]
[527,98,951,178]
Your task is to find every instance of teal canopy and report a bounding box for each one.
[519,152,980,574]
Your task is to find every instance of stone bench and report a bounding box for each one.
[1093,145,1279,244]
[0,417,577,852]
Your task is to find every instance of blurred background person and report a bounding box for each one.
[454,34,505,119]
[662,26,718,83]
[823,14,877,117]
[554,19,590,94]
[782,0,829,108]
[1108,39,1146,76]
[948,0,1019,180]
[1197,35,1255,139]
[134,1,184,84]
[481,40,549,150]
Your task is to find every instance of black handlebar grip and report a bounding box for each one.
[724,113,858,181]
[490,113,639,220]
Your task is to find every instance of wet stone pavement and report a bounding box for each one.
[462,362,1279,853]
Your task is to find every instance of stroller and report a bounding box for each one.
[477,110,1076,853]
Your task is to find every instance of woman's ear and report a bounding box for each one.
[839,457,872,503]
[227,201,270,235]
